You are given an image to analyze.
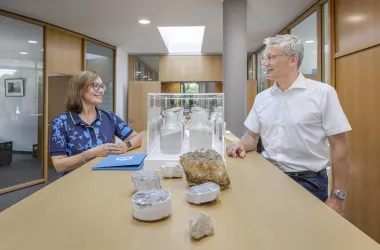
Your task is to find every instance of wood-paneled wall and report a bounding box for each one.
[47,75,72,167]
[162,82,181,93]
[46,29,83,74]
[128,81,161,132]
[48,76,72,121]
[334,0,380,243]
[336,45,380,242]
[215,82,223,93]
[159,55,223,82]
[128,55,135,81]
[246,80,257,115]
[335,0,380,57]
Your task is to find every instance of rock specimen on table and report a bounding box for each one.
[160,162,184,178]
[180,149,230,189]
[132,170,161,191]
[132,189,172,221]
[186,182,220,204]
[189,211,214,240]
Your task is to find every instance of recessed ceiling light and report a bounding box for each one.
[20,52,28,55]
[305,40,315,44]
[28,40,38,44]
[136,71,141,74]
[14,60,21,63]
[139,19,150,24]
[158,26,205,54]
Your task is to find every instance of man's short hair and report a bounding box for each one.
[263,34,304,69]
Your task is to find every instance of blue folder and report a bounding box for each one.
[92,154,147,170]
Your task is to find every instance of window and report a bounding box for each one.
[86,41,115,111]
[134,56,159,81]
[179,83,199,110]
[181,83,199,94]
[290,11,318,76]
[257,50,267,93]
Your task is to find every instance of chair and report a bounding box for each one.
[0,141,12,166]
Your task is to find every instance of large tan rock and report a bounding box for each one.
[180,149,231,189]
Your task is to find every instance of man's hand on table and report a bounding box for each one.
[325,195,345,217]
[226,144,246,158]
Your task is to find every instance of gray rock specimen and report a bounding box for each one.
[180,149,230,189]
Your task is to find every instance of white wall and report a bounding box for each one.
[115,48,128,121]
[0,68,41,151]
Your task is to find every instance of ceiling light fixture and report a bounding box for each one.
[139,19,150,24]
[305,40,315,44]
[20,52,28,55]
[28,40,38,44]
[14,60,21,63]
[346,15,365,23]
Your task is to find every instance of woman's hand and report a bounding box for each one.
[87,143,122,158]
[118,142,129,154]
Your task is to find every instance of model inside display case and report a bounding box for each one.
[147,94,225,161]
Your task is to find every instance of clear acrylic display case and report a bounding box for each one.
[147,93,225,161]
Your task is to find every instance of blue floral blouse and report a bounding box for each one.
[49,109,133,177]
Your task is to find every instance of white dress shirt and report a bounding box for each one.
[244,73,351,172]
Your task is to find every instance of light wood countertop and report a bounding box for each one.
[0,131,379,250]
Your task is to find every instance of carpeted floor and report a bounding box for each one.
[0,154,59,211]
[0,154,43,189]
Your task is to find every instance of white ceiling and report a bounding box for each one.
[0,0,317,54]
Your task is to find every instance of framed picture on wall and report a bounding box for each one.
[4,78,25,97]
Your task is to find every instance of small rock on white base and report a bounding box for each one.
[132,170,161,192]
[189,211,214,240]
[132,189,172,221]
[160,162,184,178]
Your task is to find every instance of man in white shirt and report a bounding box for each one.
[227,35,351,216]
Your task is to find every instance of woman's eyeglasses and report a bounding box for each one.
[90,83,106,92]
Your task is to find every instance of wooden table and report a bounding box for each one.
[0,132,379,250]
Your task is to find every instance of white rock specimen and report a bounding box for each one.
[186,182,220,204]
[189,211,214,240]
[132,170,161,191]
[132,189,172,221]
[160,162,184,178]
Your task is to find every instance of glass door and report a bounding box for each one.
[0,15,45,194]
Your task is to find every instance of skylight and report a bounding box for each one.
[158,26,205,54]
